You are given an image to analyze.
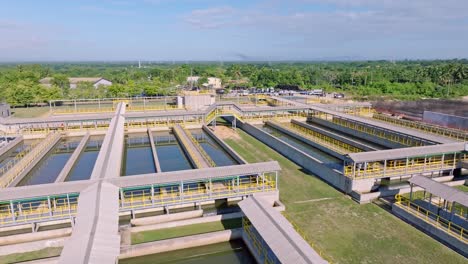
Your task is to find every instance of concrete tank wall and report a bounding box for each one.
[307,116,405,149]
[238,121,351,193]
[291,120,377,151]
[392,204,468,257]
[202,125,247,164]
[423,111,468,131]
[265,121,344,160]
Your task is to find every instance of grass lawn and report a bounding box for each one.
[131,218,242,245]
[11,107,50,118]
[223,128,466,264]
[455,185,468,192]
[0,247,62,264]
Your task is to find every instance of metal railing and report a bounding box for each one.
[243,217,276,264]
[285,122,362,154]
[185,129,217,167]
[344,157,460,179]
[0,141,40,176]
[0,197,78,226]
[0,133,61,188]
[120,177,276,210]
[373,114,468,141]
[329,116,426,146]
[395,195,468,243]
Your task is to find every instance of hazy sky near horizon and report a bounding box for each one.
[1,0,467,61]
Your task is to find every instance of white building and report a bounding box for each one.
[39,77,112,89]
[186,76,200,84]
[207,77,222,89]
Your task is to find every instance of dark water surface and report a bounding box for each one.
[153,131,192,172]
[123,133,156,176]
[119,240,255,264]
[190,129,237,167]
[67,136,104,181]
[18,138,82,186]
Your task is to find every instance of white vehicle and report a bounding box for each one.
[309,89,324,96]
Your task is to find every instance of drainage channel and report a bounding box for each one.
[66,136,105,181]
[259,124,342,170]
[17,137,83,186]
[119,240,255,264]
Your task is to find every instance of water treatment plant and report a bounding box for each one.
[0,94,467,263]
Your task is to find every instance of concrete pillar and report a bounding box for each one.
[47,197,52,217]
[120,189,125,207]
[409,184,413,201]
[180,181,184,201]
[10,201,15,223]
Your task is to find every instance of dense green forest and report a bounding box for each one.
[0,60,467,106]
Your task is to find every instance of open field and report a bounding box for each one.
[223,128,466,264]
[131,218,242,244]
[0,247,62,264]
[11,107,51,118]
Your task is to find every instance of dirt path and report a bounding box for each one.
[212,126,241,140]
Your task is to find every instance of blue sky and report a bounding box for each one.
[1,0,467,61]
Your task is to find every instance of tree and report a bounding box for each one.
[52,74,70,96]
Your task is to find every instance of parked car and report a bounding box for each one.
[334,93,345,99]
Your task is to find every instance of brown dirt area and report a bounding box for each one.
[212,125,241,140]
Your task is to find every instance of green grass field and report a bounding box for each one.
[223,128,466,264]
[0,247,62,264]
[11,107,51,118]
[131,218,242,244]
[455,185,468,192]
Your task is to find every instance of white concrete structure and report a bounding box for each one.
[207,77,222,89]
[0,103,11,117]
[186,76,200,83]
[39,77,112,89]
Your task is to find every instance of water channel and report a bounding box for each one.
[66,136,104,181]
[153,131,193,172]
[190,129,238,167]
[119,240,255,264]
[18,137,82,186]
[122,133,156,176]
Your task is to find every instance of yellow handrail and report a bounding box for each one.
[373,114,467,141]
[395,195,467,242]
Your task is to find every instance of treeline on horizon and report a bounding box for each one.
[0,60,467,106]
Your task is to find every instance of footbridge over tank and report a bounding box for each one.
[0,161,279,227]
[0,102,310,134]
[343,142,468,180]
